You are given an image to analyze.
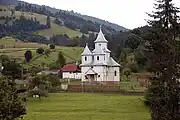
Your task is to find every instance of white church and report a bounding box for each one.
[80,27,120,84]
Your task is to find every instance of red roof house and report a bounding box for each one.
[60,64,81,72]
[60,64,81,79]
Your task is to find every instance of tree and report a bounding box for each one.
[24,50,32,62]
[124,33,142,50]
[144,0,180,119]
[1,60,22,80]
[57,51,66,68]
[49,44,55,49]
[46,16,51,28]
[0,77,26,120]
[36,47,44,54]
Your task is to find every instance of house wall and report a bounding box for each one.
[62,72,81,79]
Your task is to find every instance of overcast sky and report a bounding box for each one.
[22,0,180,29]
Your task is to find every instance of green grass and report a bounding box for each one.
[0,37,83,66]
[36,22,83,39]
[24,93,150,120]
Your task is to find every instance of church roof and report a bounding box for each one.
[103,47,111,53]
[81,44,92,56]
[107,57,121,67]
[94,26,108,43]
[92,44,105,55]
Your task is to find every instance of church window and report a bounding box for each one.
[104,56,105,60]
[85,56,87,61]
[97,56,99,60]
[114,71,117,76]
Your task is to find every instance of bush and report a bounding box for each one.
[123,68,131,81]
[129,63,139,73]
[0,44,5,49]
[36,47,44,54]
[49,44,55,49]
[28,87,48,97]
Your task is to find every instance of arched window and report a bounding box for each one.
[114,71,117,76]
[97,56,99,60]
[85,56,87,61]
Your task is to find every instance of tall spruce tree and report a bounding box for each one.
[46,16,51,28]
[145,0,180,120]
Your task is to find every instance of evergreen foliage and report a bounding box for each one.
[144,0,180,119]
[0,77,26,120]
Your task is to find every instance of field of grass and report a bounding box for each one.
[24,93,150,120]
[0,37,83,65]
[0,6,83,38]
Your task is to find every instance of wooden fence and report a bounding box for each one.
[67,85,145,96]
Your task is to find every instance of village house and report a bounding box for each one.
[80,26,121,84]
[61,64,81,79]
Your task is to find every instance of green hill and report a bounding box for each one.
[0,37,83,67]
[0,5,83,39]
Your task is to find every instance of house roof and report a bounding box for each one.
[61,64,80,72]
[81,44,92,56]
[94,26,108,43]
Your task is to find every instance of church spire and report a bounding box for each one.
[81,43,92,56]
[94,25,108,43]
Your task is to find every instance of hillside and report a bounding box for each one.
[18,1,128,32]
[0,37,83,67]
[0,5,83,39]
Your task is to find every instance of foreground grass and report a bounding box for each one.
[25,93,150,120]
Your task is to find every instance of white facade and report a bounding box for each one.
[80,26,121,84]
[62,72,81,79]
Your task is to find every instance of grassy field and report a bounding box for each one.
[0,37,83,65]
[24,93,150,120]
[0,6,83,38]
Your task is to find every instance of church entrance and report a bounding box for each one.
[85,74,97,83]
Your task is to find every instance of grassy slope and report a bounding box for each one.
[0,5,82,38]
[0,37,83,65]
[25,93,150,120]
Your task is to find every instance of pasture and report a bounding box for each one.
[0,37,83,65]
[24,93,150,120]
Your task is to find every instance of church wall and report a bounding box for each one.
[107,67,120,82]
[81,66,106,82]
[81,55,92,65]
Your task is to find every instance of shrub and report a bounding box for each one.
[24,50,32,62]
[49,44,55,49]
[0,44,5,49]
[36,47,44,54]
[123,68,131,81]
[129,63,139,73]
[28,87,48,97]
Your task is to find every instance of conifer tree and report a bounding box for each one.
[145,0,180,119]
[46,16,51,28]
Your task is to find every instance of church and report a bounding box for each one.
[80,27,120,84]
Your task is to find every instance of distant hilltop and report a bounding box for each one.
[0,0,18,6]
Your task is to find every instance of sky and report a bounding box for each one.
[22,0,180,29]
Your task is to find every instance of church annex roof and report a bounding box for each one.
[107,57,121,67]
[81,44,92,56]
[94,26,108,43]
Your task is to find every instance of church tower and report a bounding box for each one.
[94,26,111,63]
[81,44,93,65]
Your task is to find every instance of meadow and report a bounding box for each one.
[24,93,150,120]
[0,37,83,66]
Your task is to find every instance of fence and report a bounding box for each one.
[67,84,145,96]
